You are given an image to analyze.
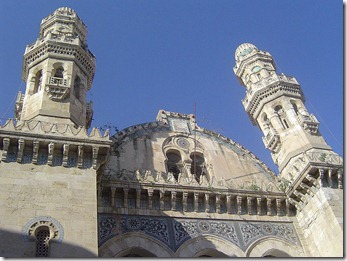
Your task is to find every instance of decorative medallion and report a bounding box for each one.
[177,137,190,149]
[197,220,211,232]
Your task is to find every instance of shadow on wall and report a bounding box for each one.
[0,229,97,258]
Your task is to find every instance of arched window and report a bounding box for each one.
[54,67,64,78]
[166,150,182,181]
[74,75,81,100]
[33,70,42,93]
[190,153,207,183]
[35,226,51,257]
[274,105,290,129]
[291,101,299,115]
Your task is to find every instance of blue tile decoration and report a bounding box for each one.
[98,215,299,252]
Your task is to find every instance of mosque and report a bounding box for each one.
[0,7,343,257]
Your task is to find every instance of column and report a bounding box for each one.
[194,193,199,212]
[205,193,210,213]
[136,189,141,209]
[171,191,177,211]
[285,199,290,216]
[148,189,153,209]
[123,188,129,208]
[92,146,99,169]
[276,198,282,216]
[247,197,252,215]
[327,169,333,187]
[237,195,242,215]
[62,143,69,167]
[227,195,232,214]
[266,197,272,216]
[319,168,325,187]
[337,169,343,189]
[47,142,55,166]
[111,188,116,208]
[216,194,221,214]
[77,145,84,168]
[17,138,24,163]
[257,197,262,215]
[183,192,188,212]
[32,140,39,164]
[2,138,10,161]
[159,190,165,210]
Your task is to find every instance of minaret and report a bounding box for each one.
[16,7,95,128]
[233,43,342,183]
[0,8,110,257]
[234,43,343,257]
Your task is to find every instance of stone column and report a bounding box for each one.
[183,192,188,212]
[319,168,325,187]
[205,193,210,213]
[237,195,242,215]
[194,193,199,212]
[78,145,84,168]
[285,199,290,216]
[111,188,116,208]
[47,142,55,166]
[327,169,333,187]
[276,198,282,216]
[62,143,69,167]
[136,189,141,209]
[92,146,99,169]
[148,189,153,209]
[17,138,24,163]
[266,197,272,216]
[216,194,221,214]
[337,169,343,189]
[123,188,129,208]
[171,191,177,211]
[247,197,252,215]
[227,195,232,214]
[257,197,262,215]
[159,190,165,210]
[32,140,39,164]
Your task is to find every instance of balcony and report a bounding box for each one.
[297,114,319,134]
[45,77,69,101]
[262,128,281,152]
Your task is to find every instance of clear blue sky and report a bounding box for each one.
[0,0,343,174]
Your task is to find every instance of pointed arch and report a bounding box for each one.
[246,237,305,257]
[98,232,174,257]
[175,234,245,257]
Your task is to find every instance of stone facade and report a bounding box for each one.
[0,8,343,258]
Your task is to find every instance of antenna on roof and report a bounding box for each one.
[194,101,197,179]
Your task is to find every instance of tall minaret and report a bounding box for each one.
[233,43,342,183]
[16,7,95,128]
[233,43,343,257]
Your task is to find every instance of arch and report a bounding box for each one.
[98,232,174,257]
[74,75,81,100]
[33,70,43,93]
[246,237,305,257]
[165,149,182,181]
[117,247,157,257]
[175,234,245,257]
[190,152,208,183]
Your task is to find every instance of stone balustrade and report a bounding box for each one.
[100,183,293,216]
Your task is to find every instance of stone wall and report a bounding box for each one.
[0,161,98,257]
[295,187,343,257]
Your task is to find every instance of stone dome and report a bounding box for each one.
[235,43,258,60]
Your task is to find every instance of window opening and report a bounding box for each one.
[74,75,81,100]
[33,70,42,93]
[166,151,182,181]
[190,153,206,183]
[35,226,50,257]
[54,67,64,78]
